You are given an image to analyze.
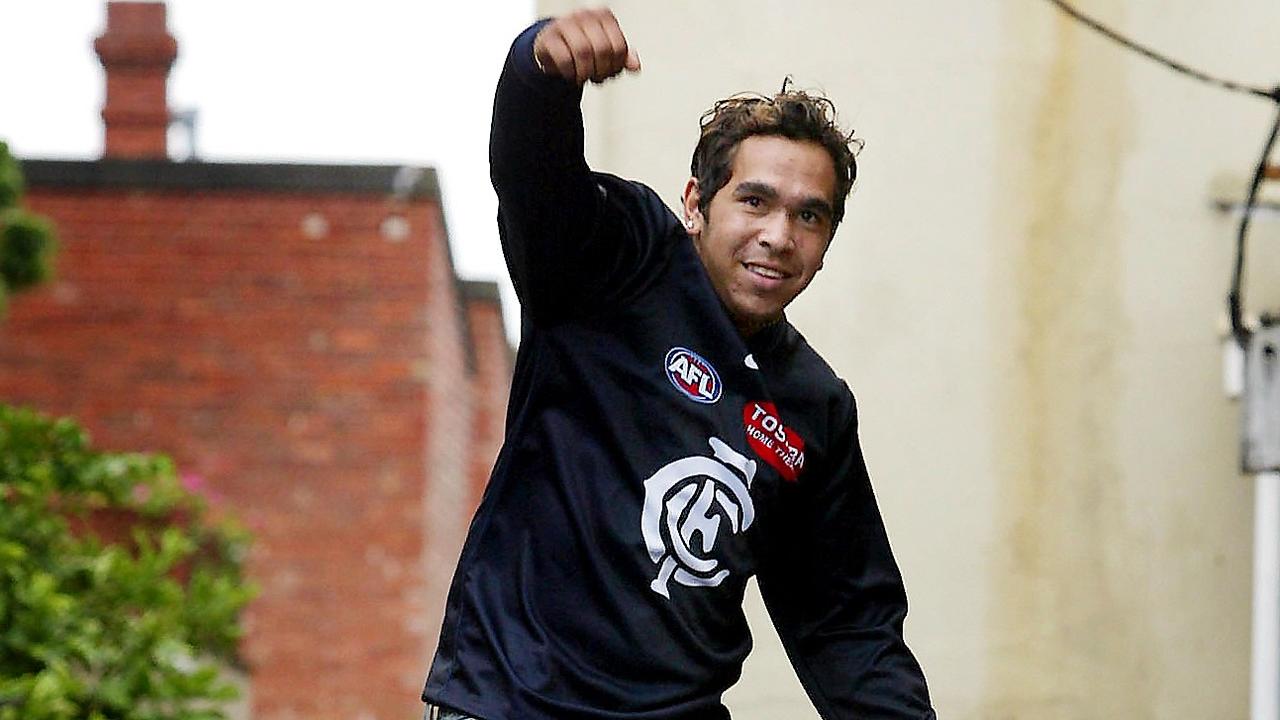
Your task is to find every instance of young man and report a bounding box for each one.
[422,9,934,719]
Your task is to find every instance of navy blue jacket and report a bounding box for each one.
[422,21,934,720]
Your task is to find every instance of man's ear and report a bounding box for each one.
[681,177,703,235]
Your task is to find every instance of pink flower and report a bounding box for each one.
[180,473,206,493]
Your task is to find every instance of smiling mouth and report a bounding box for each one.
[744,263,787,280]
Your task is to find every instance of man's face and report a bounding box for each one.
[683,135,837,337]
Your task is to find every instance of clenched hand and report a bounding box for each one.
[534,8,641,85]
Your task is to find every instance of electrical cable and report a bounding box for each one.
[1230,107,1280,341]
[1043,0,1280,340]
[1043,0,1277,101]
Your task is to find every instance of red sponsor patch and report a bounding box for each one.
[743,401,806,482]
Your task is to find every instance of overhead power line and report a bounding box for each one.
[1043,0,1280,341]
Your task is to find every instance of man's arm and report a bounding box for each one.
[490,11,642,318]
[756,398,935,719]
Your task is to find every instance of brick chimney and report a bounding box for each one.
[94,2,178,159]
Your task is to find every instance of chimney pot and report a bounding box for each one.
[95,1,178,159]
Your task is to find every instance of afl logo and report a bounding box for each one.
[665,347,722,404]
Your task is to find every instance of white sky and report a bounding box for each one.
[0,0,536,337]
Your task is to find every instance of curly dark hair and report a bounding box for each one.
[689,83,863,234]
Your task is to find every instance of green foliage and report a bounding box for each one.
[0,142,22,209]
[1,211,56,292]
[0,405,255,720]
[0,140,57,310]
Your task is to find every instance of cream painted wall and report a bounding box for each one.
[535,2,1279,717]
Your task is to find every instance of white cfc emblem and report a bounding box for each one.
[640,437,758,598]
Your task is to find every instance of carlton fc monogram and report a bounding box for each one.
[640,437,757,598]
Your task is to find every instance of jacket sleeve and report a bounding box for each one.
[490,21,676,321]
[756,393,936,719]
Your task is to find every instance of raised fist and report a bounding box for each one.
[533,8,641,85]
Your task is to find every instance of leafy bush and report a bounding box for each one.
[0,405,254,720]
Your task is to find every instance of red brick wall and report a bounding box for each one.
[415,204,475,685]
[463,287,512,508]
[0,182,509,720]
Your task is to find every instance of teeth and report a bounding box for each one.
[747,264,784,279]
